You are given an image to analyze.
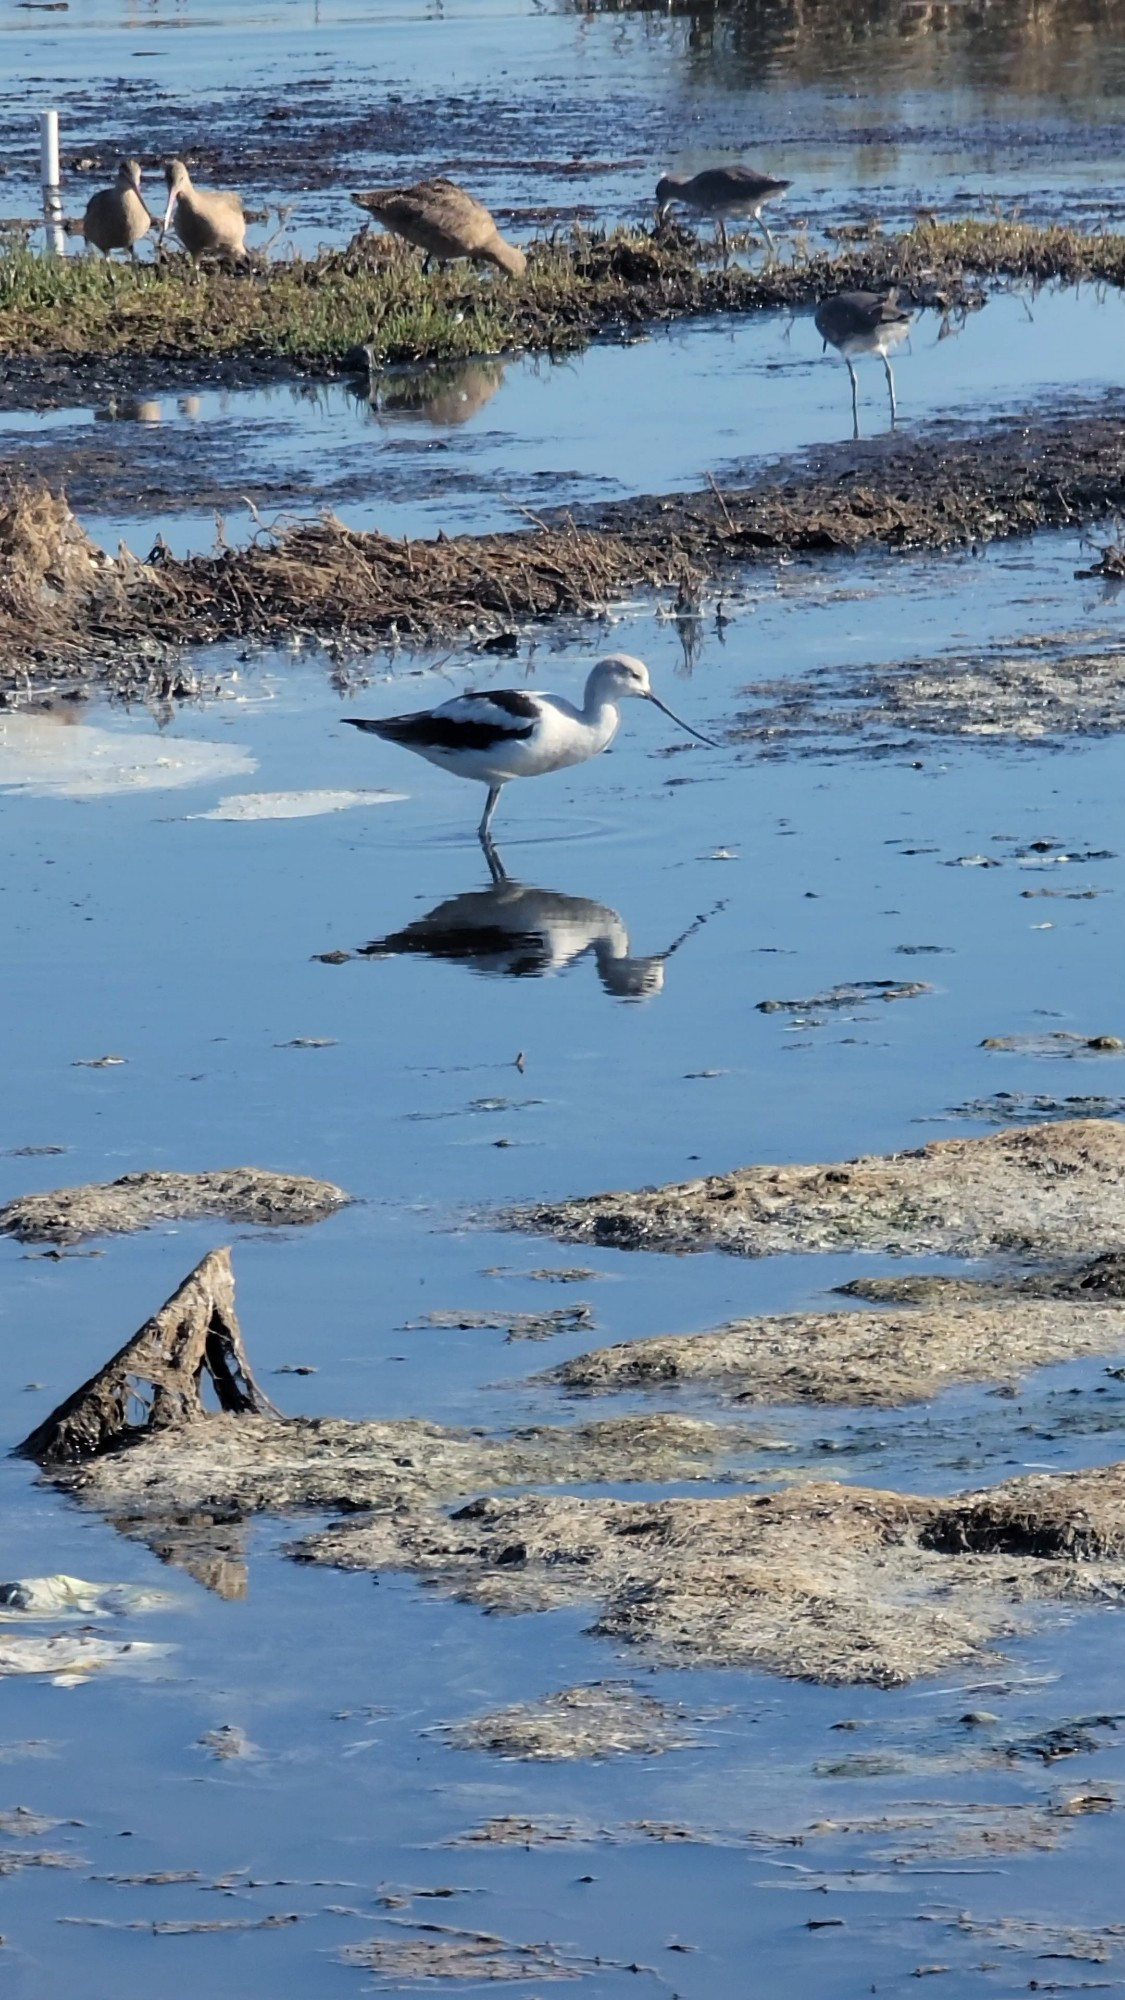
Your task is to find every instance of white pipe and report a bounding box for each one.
[39,110,65,257]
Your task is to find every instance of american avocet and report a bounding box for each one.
[814,289,913,436]
[656,165,791,262]
[344,652,715,843]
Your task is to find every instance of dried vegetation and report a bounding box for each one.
[11,380,1125,686]
[337,1924,587,1984]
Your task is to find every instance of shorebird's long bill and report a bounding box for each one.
[161,196,177,232]
[646,691,718,747]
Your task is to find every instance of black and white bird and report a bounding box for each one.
[814,289,914,435]
[655,165,791,261]
[343,653,715,843]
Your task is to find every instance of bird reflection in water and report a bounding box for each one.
[348,355,508,427]
[357,856,717,1003]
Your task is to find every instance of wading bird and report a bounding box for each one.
[350,178,526,275]
[344,653,715,845]
[655,165,791,262]
[162,159,247,261]
[814,289,913,436]
[83,160,151,260]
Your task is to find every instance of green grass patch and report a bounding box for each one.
[2,219,1125,371]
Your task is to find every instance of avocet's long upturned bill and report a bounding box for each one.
[344,653,716,840]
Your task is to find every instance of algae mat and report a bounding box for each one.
[543,1293,1125,1408]
[296,1468,1125,1687]
[512,1118,1125,1259]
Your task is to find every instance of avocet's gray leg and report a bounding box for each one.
[480,831,507,885]
[717,215,729,267]
[479,784,502,840]
[846,358,860,439]
[757,213,776,255]
[883,352,898,426]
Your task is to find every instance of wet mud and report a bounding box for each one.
[513,1117,1125,1261]
[944,1091,1125,1124]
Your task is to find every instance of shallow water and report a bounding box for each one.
[6,3,1125,1993]
[3,517,1125,1991]
[4,0,1125,259]
[7,283,1125,556]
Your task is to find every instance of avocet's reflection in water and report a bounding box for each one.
[357,872,718,1001]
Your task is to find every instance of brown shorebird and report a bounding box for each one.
[350,178,526,276]
[82,160,151,260]
[655,165,791,262]
[162,159,247,261]
[814,289,914,435]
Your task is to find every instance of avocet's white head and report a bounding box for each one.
[586,653,654,704]
[584,653,717,745]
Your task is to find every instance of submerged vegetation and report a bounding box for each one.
[4,219,1125,374]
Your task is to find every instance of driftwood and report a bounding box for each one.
[17,1246,279,1465]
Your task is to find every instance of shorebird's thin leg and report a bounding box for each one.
[757,214,776,255]
[480,830,508,885]
[479,784,502,840]
[846,358,860,440]
[883,352,898,426]
[717,215,729,267]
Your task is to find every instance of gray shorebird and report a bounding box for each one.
[162,159,247,262]
[350,178,526,276]
[83,160,151,260]
[344,653,714,845]
[814,289,913,436]
[655,165,791,262]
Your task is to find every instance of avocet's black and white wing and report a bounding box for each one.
[345,687,540,755]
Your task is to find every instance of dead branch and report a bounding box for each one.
[17,1247,280,1465]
